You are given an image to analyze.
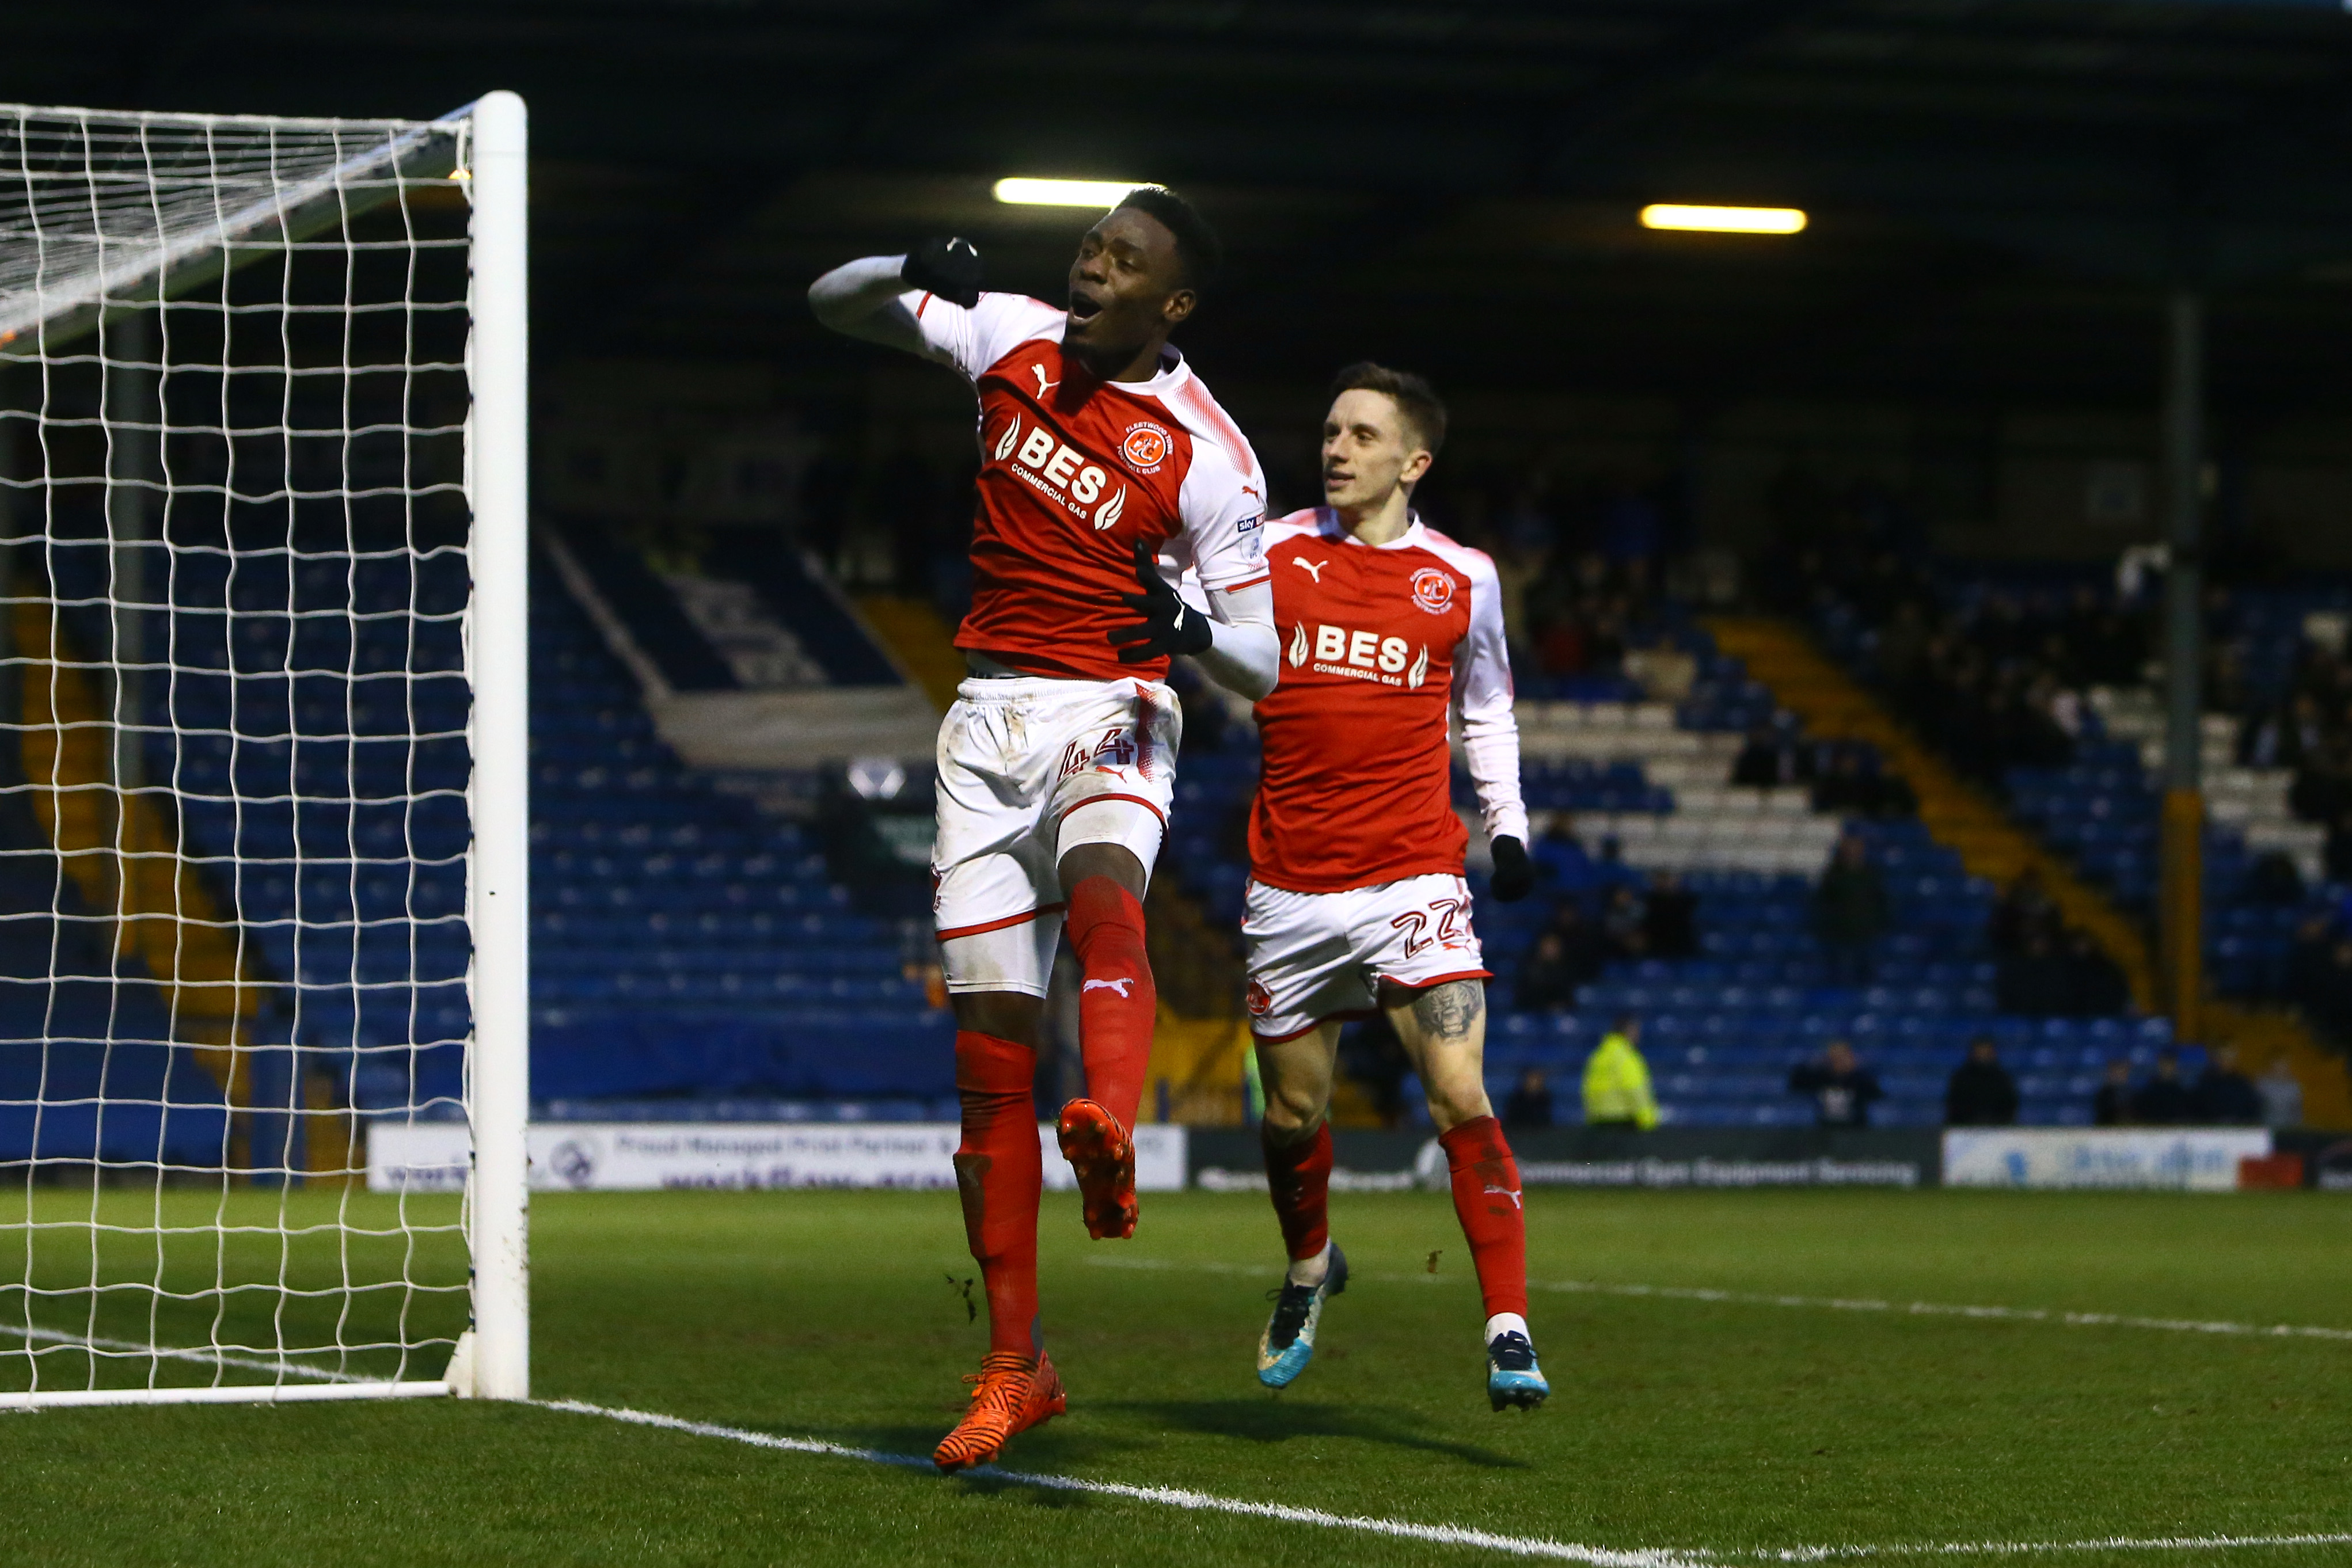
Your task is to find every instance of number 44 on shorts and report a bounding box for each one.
[1059,727,1137,778]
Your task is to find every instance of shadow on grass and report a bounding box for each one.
[1101,1397,1528,1468]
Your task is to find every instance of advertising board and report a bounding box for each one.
[367,1121,1188,1194]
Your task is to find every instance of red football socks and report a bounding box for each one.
[1065,877,1154,1133]
[953,1030,1043,1358]
[1262,1119,1333,1262]
[1438,1115,1529,1319]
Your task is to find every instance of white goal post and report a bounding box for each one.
[0,92,528,1406]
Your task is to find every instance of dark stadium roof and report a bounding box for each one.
[9,1,2352,405]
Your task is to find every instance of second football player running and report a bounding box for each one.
[1237,363,1547,1410]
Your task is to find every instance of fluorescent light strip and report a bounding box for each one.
[994,177,1142,208]
[1641,203,1808,235]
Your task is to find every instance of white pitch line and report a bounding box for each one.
[536,1397,1703,1567]
[539,1396,2352,1565]
[1087,1257,2352,1345]
[1747,1532,2352,1561]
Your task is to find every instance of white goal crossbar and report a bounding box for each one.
[0,90,528,1408]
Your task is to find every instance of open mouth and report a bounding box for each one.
[1067,290,1105,324]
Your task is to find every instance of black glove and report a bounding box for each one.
[1109,539,1212,663]
[903,236,982,308]
[1488,835,1534,903]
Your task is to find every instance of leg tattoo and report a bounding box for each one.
[1411,980,1484,1042]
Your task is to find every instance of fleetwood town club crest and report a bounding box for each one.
[1410,566,1456,614]
[1245,977,1274,1016]
[1121,421,1171,473]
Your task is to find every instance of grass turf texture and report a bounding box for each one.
[2,1188,2348,1566]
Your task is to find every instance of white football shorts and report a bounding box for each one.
[932,673,1182,998]
[1241,871,1492,1042]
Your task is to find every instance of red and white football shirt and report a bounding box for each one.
[906,290,1269,682]
[1249,509,1527,894]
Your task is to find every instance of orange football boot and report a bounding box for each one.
[933,1349,1066,1472]
[1057,1097,1138,1240]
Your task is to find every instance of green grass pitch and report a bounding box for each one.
[2,1186,2348,1566]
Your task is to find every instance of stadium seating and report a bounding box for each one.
[16,523,957,1128]
[0,804,232,1166]
[1161,623,2123,1128]
[1810,569,2352,1006]
[524,560,955,1108]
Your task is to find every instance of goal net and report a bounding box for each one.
[0,93,528,1406]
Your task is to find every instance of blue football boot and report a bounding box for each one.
[1486,1329,1549,1411]
[1256,1243,1348,1389]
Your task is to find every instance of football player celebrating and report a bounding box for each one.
[1243,364,1545,1410]
[808,190,1278,1470]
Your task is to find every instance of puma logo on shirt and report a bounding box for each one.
[1083,977,1135,998]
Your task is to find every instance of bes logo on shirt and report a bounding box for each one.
[997,413,1128,530]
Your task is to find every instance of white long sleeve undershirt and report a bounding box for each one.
[806,253,924,353]
[1195,577,1278,702]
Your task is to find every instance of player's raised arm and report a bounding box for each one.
[807,236,996,360]
[1454,554,1533,901]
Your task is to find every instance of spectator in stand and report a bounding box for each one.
[2300,937,2352,1045]
[1988,866,2061,955]
[1641,870,1699,958]
[2191,1045,2262,1126]
[1944,1036,2019,1126]
[1515,931,1583,1013]
[2092,1057,2134,1125]
[1811,746,1918,820]
[2285,912,2336,1013]
[1732,719,1812,788]
[1582,1015,1659,1130]
[1810,746,1875,815]
[2062,930,2130,1015]
[1600,883,1648,961]
[1997,931,2074,1016]
[2291,734,2352,825]
[1502,1066,1555,1131]
[1789,1038,1882,1128]
[2241,692,2325,771]
[1591,834,1640,897]
[1530,813,1602,900]
[2129,1049,2194,1125]
[2256,1055,2304,1129]
[1814,833,1889,985]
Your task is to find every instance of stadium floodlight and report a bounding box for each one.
[1640,203,1809,235]
[0,92,529,1407]
[993,177,1141,208]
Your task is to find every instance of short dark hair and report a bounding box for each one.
[1613,1013,1637,1033]
[1329,361,1448,457]
[1115,185,1222,294]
